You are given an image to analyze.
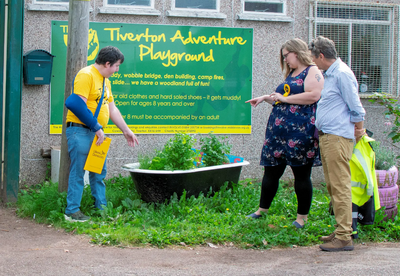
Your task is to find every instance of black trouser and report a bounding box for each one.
[259,163,313,215]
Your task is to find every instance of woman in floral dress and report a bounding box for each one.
[245,38,324,228]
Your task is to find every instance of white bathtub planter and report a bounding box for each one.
[123,155,249,203]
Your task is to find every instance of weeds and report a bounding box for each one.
[139,132,234,170]
[199,133,231,166]
[371,141,397,170]
[15,176,400,249]
[141,133,198,171]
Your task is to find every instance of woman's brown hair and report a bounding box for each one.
[280,38,314,78]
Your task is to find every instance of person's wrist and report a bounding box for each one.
[91,122,103,132]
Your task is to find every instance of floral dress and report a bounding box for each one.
[260,66,321,167]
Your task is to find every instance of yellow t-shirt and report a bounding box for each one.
[66,65,114,128]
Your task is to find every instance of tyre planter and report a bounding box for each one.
[376,166,398,188]
[123,161,249,203]
[383,205,398,222]
[378,184,399,209]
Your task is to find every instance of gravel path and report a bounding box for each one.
[1,206,400,276]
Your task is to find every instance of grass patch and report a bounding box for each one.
[15,176,400,249]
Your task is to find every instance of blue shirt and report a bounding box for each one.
[316,58,365,139]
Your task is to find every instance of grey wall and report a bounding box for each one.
[20,0,399,187]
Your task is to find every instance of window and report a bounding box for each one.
[99,0,160,15]
[173,0,217,10]
[167,0,226,19]
[33,0,68,2]
[243,0,284,15]
[28,0,69,11]
[237,0,292,22]
[309,1,399,95]
[105,0,151,7]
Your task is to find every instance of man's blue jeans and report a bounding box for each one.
[65,126,107,215]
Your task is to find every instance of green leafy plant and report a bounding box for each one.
[146,154,166,170]
[370,141,396,170]
[369,93,400,144]
[199,132,232,166]
[149,133,197,171]
[138,154,153,170]
[140,132,234,170]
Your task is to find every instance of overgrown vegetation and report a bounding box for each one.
[199,132,232,166]
[15,176,400,249]
[138,132,233,170]
[371,141,397,170]
[139,133,198,170]
[370,93,400,144]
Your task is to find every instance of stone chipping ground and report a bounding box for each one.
[1,206,400,276]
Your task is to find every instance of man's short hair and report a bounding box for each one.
[308,36,337,60]
[95,46,124,66]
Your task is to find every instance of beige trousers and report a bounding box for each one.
[319,133,354,241]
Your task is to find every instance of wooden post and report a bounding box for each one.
[58,0,90,193]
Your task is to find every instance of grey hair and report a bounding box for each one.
[308,36,337,60]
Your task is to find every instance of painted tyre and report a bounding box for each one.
[378,184,399,209]
[383,205,398,222]
[376,166,398,188]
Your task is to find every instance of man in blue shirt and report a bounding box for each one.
[308,36,366,252]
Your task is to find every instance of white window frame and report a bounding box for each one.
[167,0,226,19]
[237,0,293,22]
[33,0,68,3]
[28,0,69,12]
[171,0,219,12]
[99,0,160,16]
[243,0,286,16]
[309,1,399,96]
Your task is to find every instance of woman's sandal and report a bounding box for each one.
[246,213,262,219]
[292,220,305,228]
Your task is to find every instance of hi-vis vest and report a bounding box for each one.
[350,135,380,209]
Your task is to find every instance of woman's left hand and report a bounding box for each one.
[270,92,286,103]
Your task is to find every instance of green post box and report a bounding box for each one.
[23,49,55,85]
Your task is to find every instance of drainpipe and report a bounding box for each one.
[3,0,23,202]
[0,0,5,201]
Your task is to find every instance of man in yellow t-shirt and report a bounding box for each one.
[64,46,139,222]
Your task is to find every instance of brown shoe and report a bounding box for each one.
[319,232,335,242]
[319,237,354,252]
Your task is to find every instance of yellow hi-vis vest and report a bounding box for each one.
[350,135,380,209]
